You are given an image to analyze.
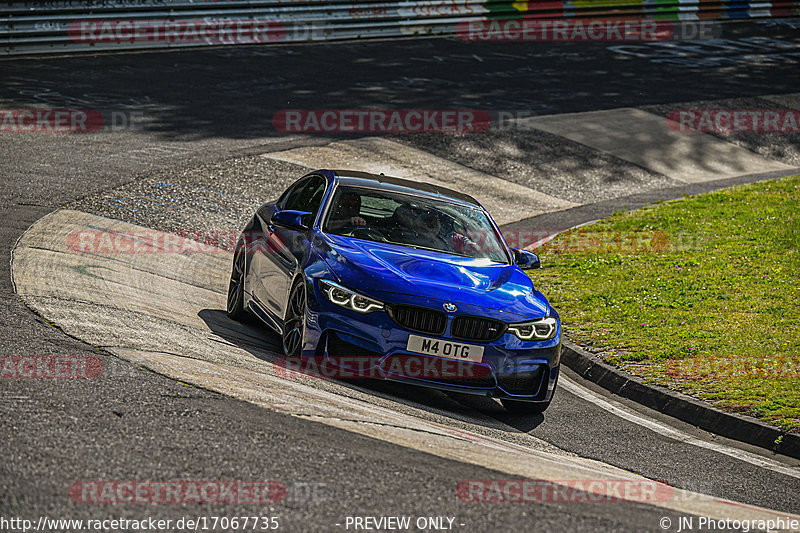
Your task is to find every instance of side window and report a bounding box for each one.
[277,177,310,210]
[283,176,326,216]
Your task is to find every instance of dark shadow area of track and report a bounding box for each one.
[2,23,799,141]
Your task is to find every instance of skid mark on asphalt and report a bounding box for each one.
[560,376,800,480]
[11,208,800,524]
[517,108,793,183]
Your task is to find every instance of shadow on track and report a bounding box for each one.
[3,23,800,141]
[198,307,546,432]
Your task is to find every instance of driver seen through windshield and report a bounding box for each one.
[322,186,510,264]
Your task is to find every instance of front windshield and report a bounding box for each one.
[322,186,510,264]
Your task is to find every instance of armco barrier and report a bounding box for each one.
[1,1,799,56]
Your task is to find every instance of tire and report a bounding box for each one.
[282,279,306,357]
[226,242,248,321]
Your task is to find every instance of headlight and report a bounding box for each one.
[507,317,558,341]
[319,280,384,314]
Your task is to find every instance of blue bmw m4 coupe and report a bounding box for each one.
[227,169,561,413]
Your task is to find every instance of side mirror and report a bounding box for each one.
[271,210,312,231]
[513,248,541,270]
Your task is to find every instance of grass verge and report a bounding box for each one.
[531,175,800,433]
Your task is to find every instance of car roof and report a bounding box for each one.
[327,170,481,207]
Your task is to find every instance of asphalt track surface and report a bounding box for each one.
[2,20,800,532]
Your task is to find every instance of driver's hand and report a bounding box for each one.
[451,232,477,253]
[350,216,366,226]
[451,232,467,252]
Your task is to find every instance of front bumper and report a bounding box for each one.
[303,280,561,402]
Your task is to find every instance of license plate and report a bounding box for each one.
[406,334,484,363]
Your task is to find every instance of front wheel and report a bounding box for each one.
[282,280,306,357]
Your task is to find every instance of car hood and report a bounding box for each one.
[314,233,549,319]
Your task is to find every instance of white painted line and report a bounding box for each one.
[560,375,800,480]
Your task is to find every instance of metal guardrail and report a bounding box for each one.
[2,0,799,55]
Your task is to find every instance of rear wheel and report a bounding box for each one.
[226,242,248,321]
[282,280,306,357]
